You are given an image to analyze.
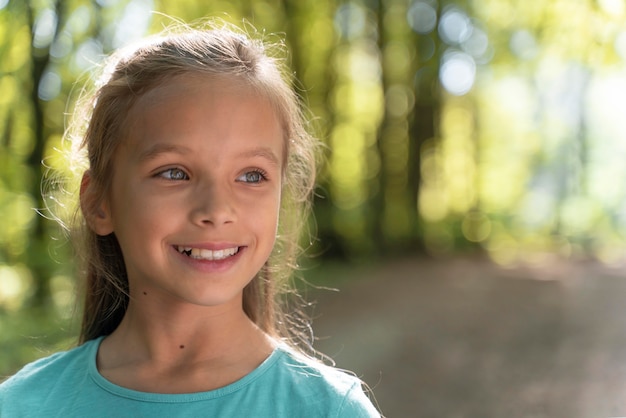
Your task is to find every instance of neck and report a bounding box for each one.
[95,296,277,393]
[108,296,271,360]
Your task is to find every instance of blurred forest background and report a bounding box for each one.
[1,0,626,416]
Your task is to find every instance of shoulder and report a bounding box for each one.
[0,339,98,412]
[262,346,380,417]
[1,339,94,386]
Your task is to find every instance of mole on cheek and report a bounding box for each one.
[179,345,185,349]
[143,291,148,295]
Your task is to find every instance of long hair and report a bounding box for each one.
[60,23,319,351]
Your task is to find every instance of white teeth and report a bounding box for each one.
[176,246,239,261]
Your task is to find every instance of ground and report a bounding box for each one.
[309,256,626,418]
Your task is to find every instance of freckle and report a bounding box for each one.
[143,292,148,295]
[179,345,185,349]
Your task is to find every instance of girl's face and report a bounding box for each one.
[93,75,284,311]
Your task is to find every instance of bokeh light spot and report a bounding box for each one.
[407,1,438,35]
[439,7,472,45]
[440,50,476,95]
[334,2,367,40]
[32,9,58,49]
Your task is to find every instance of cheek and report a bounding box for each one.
[247,192,281,237]
[109,185,169,233]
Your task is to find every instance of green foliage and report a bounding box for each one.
[0,306,78,378]
[1,0,626,375]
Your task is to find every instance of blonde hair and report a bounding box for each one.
[62,23,319,350]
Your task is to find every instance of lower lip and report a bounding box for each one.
[172,246,245,273]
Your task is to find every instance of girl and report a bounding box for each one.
[0,23,379,417]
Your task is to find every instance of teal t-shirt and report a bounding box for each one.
[0,337,379,417]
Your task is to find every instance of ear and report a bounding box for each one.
[80,170,114,236]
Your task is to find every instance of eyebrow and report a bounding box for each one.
[137,143,193,162]
[238,147,281,167]
[136,143,281,166]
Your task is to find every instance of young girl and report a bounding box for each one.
[0,23,379,417]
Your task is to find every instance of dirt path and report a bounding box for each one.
[309,256,626,418]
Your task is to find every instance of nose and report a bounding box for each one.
[189,181,236,227]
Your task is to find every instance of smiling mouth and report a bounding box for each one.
[175,246,241,261]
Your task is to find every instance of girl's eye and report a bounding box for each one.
[158,168,189,181]
[237,170,267,184]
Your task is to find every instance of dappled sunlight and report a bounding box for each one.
[3,0,626,393]
[0,0,624,273]
[0,264,33,311]
[327,31,384,250]
[0,192,36,259]
[414,0,626,264]
[49,274,75,316]
[111,0,153,48]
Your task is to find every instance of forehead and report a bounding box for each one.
[127,74,286,135]
[136,74,260,109]
[118,74,286,162]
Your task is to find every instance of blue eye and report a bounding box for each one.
[238,170,267,183]
[159,168,189,181]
